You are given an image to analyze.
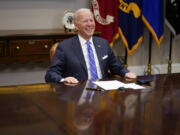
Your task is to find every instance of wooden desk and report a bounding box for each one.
[0,73,180,135]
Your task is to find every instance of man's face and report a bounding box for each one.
[75,11,95,40]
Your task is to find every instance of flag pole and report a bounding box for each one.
[146,32,152,75]
[124,48,128,68]
[167,32,173,74]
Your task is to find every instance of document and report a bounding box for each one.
[123,83,145,89]
[93,80,145,90]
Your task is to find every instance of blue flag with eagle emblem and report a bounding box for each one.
[142,0,164,46]
[118,0,143,55]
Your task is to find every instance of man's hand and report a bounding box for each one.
[125,72,137,80]
[62,77,79,85]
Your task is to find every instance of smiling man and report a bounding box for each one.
[45,8,136,84]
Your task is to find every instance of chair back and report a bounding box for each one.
[50,42,59,60]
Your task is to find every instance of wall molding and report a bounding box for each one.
[0,63,179,86]
[128,63,180,75]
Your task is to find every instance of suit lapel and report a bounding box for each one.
[72,36,88,74]
[93,38,103,58]
[93,37,105,77]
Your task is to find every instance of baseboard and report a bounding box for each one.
[128,63,180,75]
[0,63,179,86]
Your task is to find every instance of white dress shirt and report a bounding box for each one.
[78,35,102,80]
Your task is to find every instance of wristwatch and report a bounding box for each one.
[62,11,75,31]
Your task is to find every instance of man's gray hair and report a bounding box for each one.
[74,8,92,23]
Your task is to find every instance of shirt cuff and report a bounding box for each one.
[60,78,64,82]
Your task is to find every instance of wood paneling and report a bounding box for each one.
[0,29,78,64]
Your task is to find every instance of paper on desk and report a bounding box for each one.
[93,80,125,90]
[123,83,145,89]
[93,80,145,90]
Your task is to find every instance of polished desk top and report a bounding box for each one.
[0,73,180,135]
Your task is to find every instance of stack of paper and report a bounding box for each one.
[93,80,145,90]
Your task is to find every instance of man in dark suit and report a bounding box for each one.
[45,8,136,84]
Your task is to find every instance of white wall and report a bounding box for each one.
[0,0,89,30]
[0,0,180,86]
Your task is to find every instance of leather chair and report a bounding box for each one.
[50,42,59,60]
[49,42,59,90]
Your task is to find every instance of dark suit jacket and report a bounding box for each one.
[45,36,129,83]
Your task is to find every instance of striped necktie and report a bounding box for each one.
[86,41,98,81]
[85,91,93,101]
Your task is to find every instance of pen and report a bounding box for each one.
[118,87,126,90]
[86,87,104,91]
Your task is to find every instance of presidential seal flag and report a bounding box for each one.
[166,0,180,36]
[91,0,119,46]
[142,0,164,46]
[118,0,143,55]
